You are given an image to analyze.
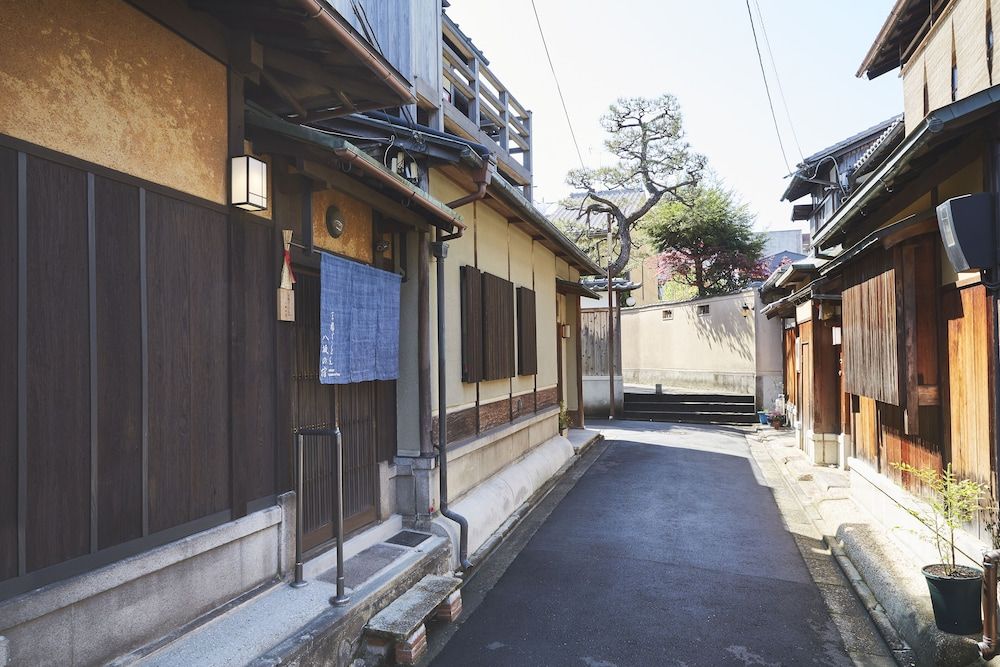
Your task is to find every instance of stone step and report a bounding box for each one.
[623,392,755,404]
[364,573,463,665]
[621,411,758,425]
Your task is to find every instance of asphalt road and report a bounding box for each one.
[428,422,855,667]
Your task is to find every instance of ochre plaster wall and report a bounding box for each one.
[509,225,535,398]
[476,202,512,403]
[534,246,558,390]
[428,172,477,412]
[0,0,228,203]
[621,292,756,376]
[311,189,373,263]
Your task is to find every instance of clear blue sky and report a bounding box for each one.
[446,0,902,233]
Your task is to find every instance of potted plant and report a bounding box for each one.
[894,462,988,634]
[766,410,784,429]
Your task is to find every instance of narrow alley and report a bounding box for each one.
[427,422,891,667]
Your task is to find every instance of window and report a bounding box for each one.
[697,304,710,316]
[662,309,673,321]
[516,287,537,375]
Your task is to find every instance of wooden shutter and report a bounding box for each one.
[517,287,537,375]
[482,272,515,380]
[460,265,483,382]
[842,248,901,405]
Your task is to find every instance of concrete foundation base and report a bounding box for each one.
[434,434,575,566]
[804,430,841,466]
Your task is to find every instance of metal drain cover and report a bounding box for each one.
[385,530,432,547]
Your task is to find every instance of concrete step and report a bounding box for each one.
[364,574,462,665]
[622,411,758,425]
[623,392,755,404]
[623,400,758,414]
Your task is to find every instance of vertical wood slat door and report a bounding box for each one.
[291,272,379,552]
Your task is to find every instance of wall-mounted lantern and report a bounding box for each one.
[231,155,267,211]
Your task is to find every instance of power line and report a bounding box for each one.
[744,0,792,174]
[529,0,586,170]
[753,0,804,161]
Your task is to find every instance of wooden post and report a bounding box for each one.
[418,231,433,456]
[607,216,615,420]
[498,90,510,153]
[469,57,481,126]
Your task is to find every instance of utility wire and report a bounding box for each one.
[745,0,792,173]
[753,0,804,161]
[529,0,586,170]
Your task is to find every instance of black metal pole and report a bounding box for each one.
[331,424,349,605]
[433,229,472,571]
[291,434,307,588]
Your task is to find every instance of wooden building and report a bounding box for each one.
[765,0,1000,546]
[0,1,598,665]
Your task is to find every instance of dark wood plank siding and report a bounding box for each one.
[146,193,230,532]
[376,381,397,462]
[230,220,277,510]
[25,156,91,571]
[482,272,514,381]
[517,287,537,376]
[843,248,901,405]
[340,382,379,532]
[460,265,483,382]
[0,147,17,579]
[94,176,143,549]
[783,328,797,407]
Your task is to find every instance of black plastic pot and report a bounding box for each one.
[922,564,983,635]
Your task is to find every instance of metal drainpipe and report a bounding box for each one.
[980,550,1000,660]
[434,226,473,571]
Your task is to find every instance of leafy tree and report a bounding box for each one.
[647,184,768,297]
[566,94,705,278]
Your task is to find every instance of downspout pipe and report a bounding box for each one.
[432,164,489,572]
[434,227,471,572]
[981,551,1000,660]
[446,157,494,209]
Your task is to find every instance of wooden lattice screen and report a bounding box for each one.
[482,272,515,380]
[460,265,483,382]
[517,287,537,375]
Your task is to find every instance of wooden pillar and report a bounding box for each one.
[418,230,433,456]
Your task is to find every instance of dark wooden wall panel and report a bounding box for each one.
[147,193,193,532]
[25,156,90,571]
[230,220,277,509]
[945,285,991,484]
[376,381,397,463]
[187,203,230,520]
[147,193,230,531]
[783,328,797,407]
[94,176,143,549]
[0,147,18,579]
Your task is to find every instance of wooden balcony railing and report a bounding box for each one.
[441,18,532,196]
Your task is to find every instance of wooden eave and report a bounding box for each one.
[858,0,951,79]
[188,0,414,119]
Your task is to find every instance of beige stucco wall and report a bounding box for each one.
[510,225,536,398]
[621,291,757,376]
[0,0,228,203]
[428,173,477,413]
[476,201,513,403]
[427,170,564,413]
[534,245,559,391]
[901,0,993,134]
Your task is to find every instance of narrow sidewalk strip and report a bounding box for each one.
[745,429,913,667]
